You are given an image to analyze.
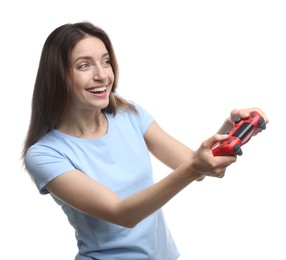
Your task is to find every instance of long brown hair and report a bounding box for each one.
[22,22,136,157]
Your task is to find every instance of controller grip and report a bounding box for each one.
[233,144,242,156]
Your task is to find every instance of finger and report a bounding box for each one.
[233,108,269,123]
[207,169,226,178]
[231,108,252,120]
[217,172,225,178]
[211,153,237,171]
[203,134,229,149]
[253,128,262,136]
[196,176,205,181]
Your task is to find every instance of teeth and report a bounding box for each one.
[88,86,107,93]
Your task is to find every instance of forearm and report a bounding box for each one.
[46,165,200,228]
[145,122,195,170]
[116,161,200,227]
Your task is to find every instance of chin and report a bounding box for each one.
[98,99,110,110]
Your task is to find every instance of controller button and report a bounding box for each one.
[258,117,266,130]
[234,116,242,124]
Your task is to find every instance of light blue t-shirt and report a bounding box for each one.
[25,103,179,260]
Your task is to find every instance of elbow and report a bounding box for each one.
[96,200,145,228]
[113,216,140,228]
[111,208,142,228]
[121,222,137,229]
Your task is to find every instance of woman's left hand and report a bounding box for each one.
[229,107,269,135]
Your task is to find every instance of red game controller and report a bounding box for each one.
[212,111,266,156]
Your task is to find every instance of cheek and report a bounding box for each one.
[70,81,81,93]
[109,69,115,85]
[70,81,87,99]
[71,74,89,89]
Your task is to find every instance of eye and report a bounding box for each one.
[78,63,92,71]
[102,58,111,67]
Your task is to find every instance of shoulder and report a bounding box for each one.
[24,131,75,194]
[24,130,74,174]
[25,131,68,155]
[115,100,155,135]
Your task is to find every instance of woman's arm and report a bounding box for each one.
[144,121,194,170]
[46,107,268,229]
[46,164,199,228]
[46,130,235,228]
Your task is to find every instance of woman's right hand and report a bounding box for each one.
[191,134,237,179]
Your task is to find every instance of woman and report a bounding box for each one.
[22,22,268,259]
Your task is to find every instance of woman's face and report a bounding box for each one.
[69,36,114,112]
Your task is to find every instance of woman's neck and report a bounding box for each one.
[58,109,108,139]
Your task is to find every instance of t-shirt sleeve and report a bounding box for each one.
[131,102,155,135]
[24,144,75,194]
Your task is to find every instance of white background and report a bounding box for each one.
[1,0,285,259]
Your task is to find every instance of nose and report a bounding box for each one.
[92,64,108,81]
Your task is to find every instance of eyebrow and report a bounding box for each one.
[73,52,110,64]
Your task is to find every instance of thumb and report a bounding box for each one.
[203,134,229,149]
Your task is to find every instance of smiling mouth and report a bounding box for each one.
[87,85,107,93]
